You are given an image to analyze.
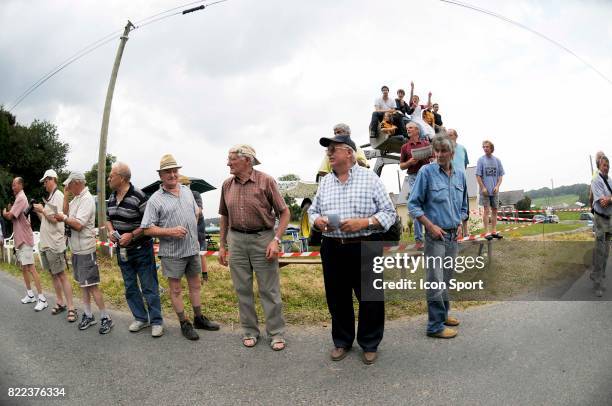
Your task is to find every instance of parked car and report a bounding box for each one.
[533,214,546,223]
[546,215,560,223]
[579,212,594,221]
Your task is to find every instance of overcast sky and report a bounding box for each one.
[1,0,611,217]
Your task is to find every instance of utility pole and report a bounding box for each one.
[96,20,134,249]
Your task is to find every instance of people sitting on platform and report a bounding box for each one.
[369,85,407,138]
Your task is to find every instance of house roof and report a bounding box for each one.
[498,190,525,206]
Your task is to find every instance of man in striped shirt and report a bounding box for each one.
[308,123,397,365]
[106,162,163,337]
[141,154,219,341]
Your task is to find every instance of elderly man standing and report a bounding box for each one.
[400,122,433,250]
[409,135,468,339]
[141,154,219,341]
[33,169,76,321]
[591,155,611,297]
[106,162,163,337]
[2,177,47,311]
[218,145,290,351]
[54,172,113,333]
[308,123,396,365]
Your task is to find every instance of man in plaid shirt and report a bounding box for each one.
[308,123,396,365]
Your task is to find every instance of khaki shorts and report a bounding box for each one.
[16,245,34,266]
[72,252,100,287]
[41,250,67,275]
[160,255,200,279]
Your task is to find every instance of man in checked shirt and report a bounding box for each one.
[218,145,290,351]
[308,123,397,365]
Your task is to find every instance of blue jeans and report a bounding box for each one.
[117,239,163,325]
[408,174,423,242]
[424,230,458,334]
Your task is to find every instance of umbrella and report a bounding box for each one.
[141,177,216,197]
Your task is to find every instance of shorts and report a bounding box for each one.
[16,245,34,266]
[72,252,100,287]
[480,193,499,209]
[41,250,67,275]
[160,255,201,279]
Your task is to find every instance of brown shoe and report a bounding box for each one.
[362,351,377,365]
[427,328,457,339]
[330,347,350,361]
[444,316,460,326]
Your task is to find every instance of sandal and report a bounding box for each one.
[270,337,286,351]
[242,336,258,348]
[51,304,67,315]
[67,309,77,323]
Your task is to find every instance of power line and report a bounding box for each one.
[439,0,612,86]
[8,0,229,111]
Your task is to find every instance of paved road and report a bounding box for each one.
[1,269,611,406]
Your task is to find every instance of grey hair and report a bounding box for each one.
[431,135,455,155]
[333,123,351,136]
[112,162,131,181]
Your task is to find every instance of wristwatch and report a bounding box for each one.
[368,217,374,230]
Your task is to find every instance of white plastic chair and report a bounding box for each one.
[3,233,15,264]
[32,231,44,268]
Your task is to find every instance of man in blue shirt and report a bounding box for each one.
[408,135,468,338]
[476,140,504,239]
[591,155,611,297]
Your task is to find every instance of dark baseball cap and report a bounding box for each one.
[319,135,357,151]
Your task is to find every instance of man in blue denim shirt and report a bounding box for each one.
[408,135,468,338]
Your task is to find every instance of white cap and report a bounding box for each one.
[63,171,86,186]
[40,169,59,183]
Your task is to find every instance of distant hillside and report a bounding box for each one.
[525,183,589,205]
[531,194,580,208]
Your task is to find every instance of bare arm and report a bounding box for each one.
[143,224,185,238]
[493,176,503,194]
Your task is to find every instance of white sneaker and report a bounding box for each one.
[129,320,150,332]
[34,299,48,311]
[21,294,36,304]
[151,324,164,337]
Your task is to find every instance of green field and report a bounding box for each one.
[531,194,579,208]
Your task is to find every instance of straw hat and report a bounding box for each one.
[158,154,182,172]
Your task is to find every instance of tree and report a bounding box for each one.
[515,196,532,211]
[85,154,116,200]
[0,108,70,213]
[278,174,301,221]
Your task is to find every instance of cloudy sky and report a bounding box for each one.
[1,0,611,216]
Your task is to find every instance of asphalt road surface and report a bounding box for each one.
[1,269,611,406]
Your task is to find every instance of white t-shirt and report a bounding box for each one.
[374,97,396,111]
[40,189,67,253]
[68,187,96,255]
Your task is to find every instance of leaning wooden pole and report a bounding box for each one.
[96,20,134,252]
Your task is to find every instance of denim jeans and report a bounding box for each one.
[408,174,423,242]
[424,230,458,334]
[117,239,163,325]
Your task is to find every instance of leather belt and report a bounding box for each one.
[326,236,369,245]
[230,227,271,234]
